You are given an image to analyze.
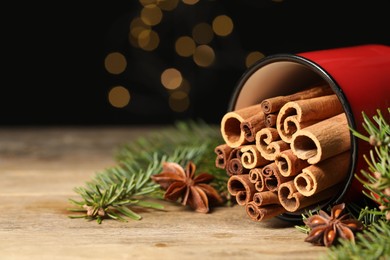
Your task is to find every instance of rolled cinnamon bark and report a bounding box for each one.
[255,128,290,161]
[276,94,344,143]
[249,168,267,192]
[274,149,310,177]
[265,114,277,128]
[262,162,292,191]
[245,202,286,221]
[260,84,333,114]
[241,145,269,169]
[253,191,280,206]
[221,104,263,148]
[214,144,233,169]
[240,113,266,142]
[278,180,339,212]
[294,152,350,196]
[227,174,256,206]
[226,158,249,176]
[291,113,350,164]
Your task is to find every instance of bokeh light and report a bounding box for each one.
[161,68,183,90]
[108,86,131,108]
[245,51,265,68]
[182,0,199,5]
[193,45,215,67]
[158,0,179,11]
[212,15,233,37]
[192,23,214,44]
[175,36,196,57]
[138,29,160,51]
[104,52,127,75]
[169,90,190,112]
[140,5,163,26]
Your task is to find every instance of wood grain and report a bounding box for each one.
[0,127,327,260]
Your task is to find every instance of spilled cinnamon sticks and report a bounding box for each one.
[216,84,351,222]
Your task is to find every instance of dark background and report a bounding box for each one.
[2,0,389,126]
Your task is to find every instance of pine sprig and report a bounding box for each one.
[323,220,390,260]
[68,120,230,223]
[318,108,390,258]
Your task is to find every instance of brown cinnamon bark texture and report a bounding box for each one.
[294,152,349,196]
[221,104,263,148]
[276,94,344,143]
[227,174,256,206]
[291,113,350,164]
[214,144,233,169]
[216,83,351,222]
[260,84,333,114]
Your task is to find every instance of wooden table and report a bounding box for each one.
[0,127,327,259]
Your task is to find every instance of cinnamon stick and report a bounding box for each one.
[278,180,339,212]
[226,158,249,176]
[249,168,267,192]
[221,104,263,148]
[255,127,289,161]
[260,84,333,114]
[227,174,256,206]
[276,94,344,143]
[291,113,350,164]
[265,114,277,128]
[240,145,269,169]
[294,152,350,196]
[274,149,310,177]
[262,163,292,192]
[240,113,266,142]
[253,191,280,206]
[245,202,286,221]
[214,144,233,169]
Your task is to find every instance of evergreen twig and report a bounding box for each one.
[68,120,229,223]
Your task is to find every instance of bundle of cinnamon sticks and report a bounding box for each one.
[215,84,351,221]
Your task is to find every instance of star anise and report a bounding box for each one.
[303,203,364,247]
[151,161,223,213]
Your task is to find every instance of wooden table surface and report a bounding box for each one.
[0,126,328,260]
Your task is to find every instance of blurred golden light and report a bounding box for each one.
[139,0,157,6]
[108,86,131,108]
[140,5,163,26]
[104,52,127,75]
[193,45,215,67]
[179,78,191,93]
[130,17,150,38]
[138,29,160,51]
[158,0,179,10]
[245,51,265,68]
[161,68,183,90]
[212,15,233,37]
[192,22,214,44]
[169,91,190,112]
[175,36,196,57]
[182,0,199,5]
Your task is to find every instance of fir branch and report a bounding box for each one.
[68,120,230,223]
[322,220,390,260]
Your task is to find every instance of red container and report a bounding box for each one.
[228,44,390,221]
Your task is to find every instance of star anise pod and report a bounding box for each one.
[151,161,223,213]
[303,203,364,247]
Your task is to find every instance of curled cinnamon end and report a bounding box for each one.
[260,84,333,115]
[265,114,277,128]
[294,152,350,196]
[227,174,256,206]
[221,104,263,148]
[274,149,310,177]
[214,144,233,169]
[276,94,343,143]
[240,113,266,143]
[255,128,289,161]
[262,163,292,192]
[253,191,280,206]
[246,202,286,221]
[241,145,269,169]
[249,168,267,192]
[226,158,249,176]
[291,113,350,164]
